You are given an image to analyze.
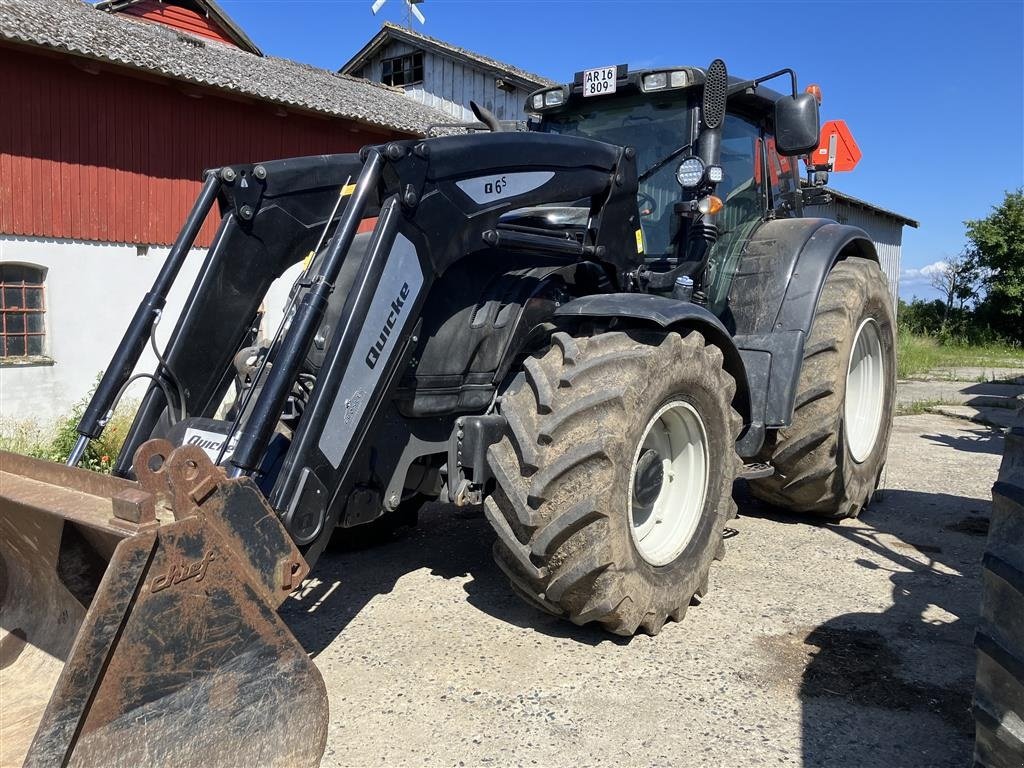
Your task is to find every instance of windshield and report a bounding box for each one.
[539,93,694,258]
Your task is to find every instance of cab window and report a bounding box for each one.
[763,135,797,215]
[705,114,766,315]
[715,115,765,235]
[539,94,694,259]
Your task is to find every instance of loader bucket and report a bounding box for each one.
[0,442,327,767]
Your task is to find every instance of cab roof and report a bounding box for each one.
[532,65,788,117]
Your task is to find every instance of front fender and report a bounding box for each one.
[553,294,751,428]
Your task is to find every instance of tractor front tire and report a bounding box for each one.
[750,257,896,518]
[485,329,741,636]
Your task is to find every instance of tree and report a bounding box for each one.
[928,249,979,323]
[966,189,1024,342]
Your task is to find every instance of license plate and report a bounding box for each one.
[582,66,617,97]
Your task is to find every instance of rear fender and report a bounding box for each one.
[727,218,878,338]
[729,219,878,439]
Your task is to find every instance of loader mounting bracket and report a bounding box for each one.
[216,164,269,223]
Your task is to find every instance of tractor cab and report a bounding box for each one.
[523,63,820,316]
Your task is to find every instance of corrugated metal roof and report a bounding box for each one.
[340,21,555,91]
[822,186,919,228]
[0,0,457,135]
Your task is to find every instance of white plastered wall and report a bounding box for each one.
[0,235,299,426]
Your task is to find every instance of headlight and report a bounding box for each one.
[706,165,723,183]
[642,72,668,91]
[531,93,544,110]
[544,88,564,106]
[669,70,689,88]
[676,157,705,188]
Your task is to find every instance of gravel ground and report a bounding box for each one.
[282,413,1002,768]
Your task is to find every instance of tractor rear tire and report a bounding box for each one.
[485,329,741,636]
[750,257,895,518]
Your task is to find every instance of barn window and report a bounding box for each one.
[381,51,424,86]
[0,264,47,358]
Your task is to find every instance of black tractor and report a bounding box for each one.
[85,56,900,634]
[0,59,896,766]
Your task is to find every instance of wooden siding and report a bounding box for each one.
[0,47,399,246]
[119,1,235,47]
[359,41,534,122]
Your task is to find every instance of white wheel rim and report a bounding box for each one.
[628,400,710,567]
[845,318,885,463]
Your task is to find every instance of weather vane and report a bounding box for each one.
[371,0,426,28]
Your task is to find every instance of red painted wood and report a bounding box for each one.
[0,47,403,246]
[121,1,235,47]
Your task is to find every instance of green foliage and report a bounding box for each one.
[898,297,1006,346]
[897,328,1024,379]
[966,188,1024,341]
[0,383,136,474]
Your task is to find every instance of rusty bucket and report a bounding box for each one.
[0,442,327,767]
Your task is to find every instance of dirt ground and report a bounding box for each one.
[282,413,1002,767]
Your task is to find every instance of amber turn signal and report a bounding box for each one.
[698,195,723,215]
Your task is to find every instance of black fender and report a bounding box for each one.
[553,294,751,430]
[727,218,879,448]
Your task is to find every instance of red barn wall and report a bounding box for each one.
[119,1,238,47]
[0,46,402,247]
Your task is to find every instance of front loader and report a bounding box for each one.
[0,59,896,766]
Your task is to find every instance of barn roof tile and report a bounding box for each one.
[0,0,457,135]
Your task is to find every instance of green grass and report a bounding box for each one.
[0,400,137,473]
[894,398,955,417]
[897,331,1024,380]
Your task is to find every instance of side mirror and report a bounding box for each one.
[774,92,820,156]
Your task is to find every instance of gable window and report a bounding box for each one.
[1,264,46,358]
[381,51,424,87]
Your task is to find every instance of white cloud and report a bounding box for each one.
[898,260,948,300]
[900,260,946,288]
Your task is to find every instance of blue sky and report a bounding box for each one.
[222,0,1023,300]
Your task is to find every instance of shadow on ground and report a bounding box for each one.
[921,424,1005,456]
[282,427,999,767]
[740,471,994,767]
[281,503,623,655]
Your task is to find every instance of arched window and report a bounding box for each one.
[0,264,47,358]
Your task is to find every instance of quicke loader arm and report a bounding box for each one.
[113,131,640,566]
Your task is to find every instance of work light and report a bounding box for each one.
[642,72,668,91]
[544,88,564,106]
[676,157,705,188]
